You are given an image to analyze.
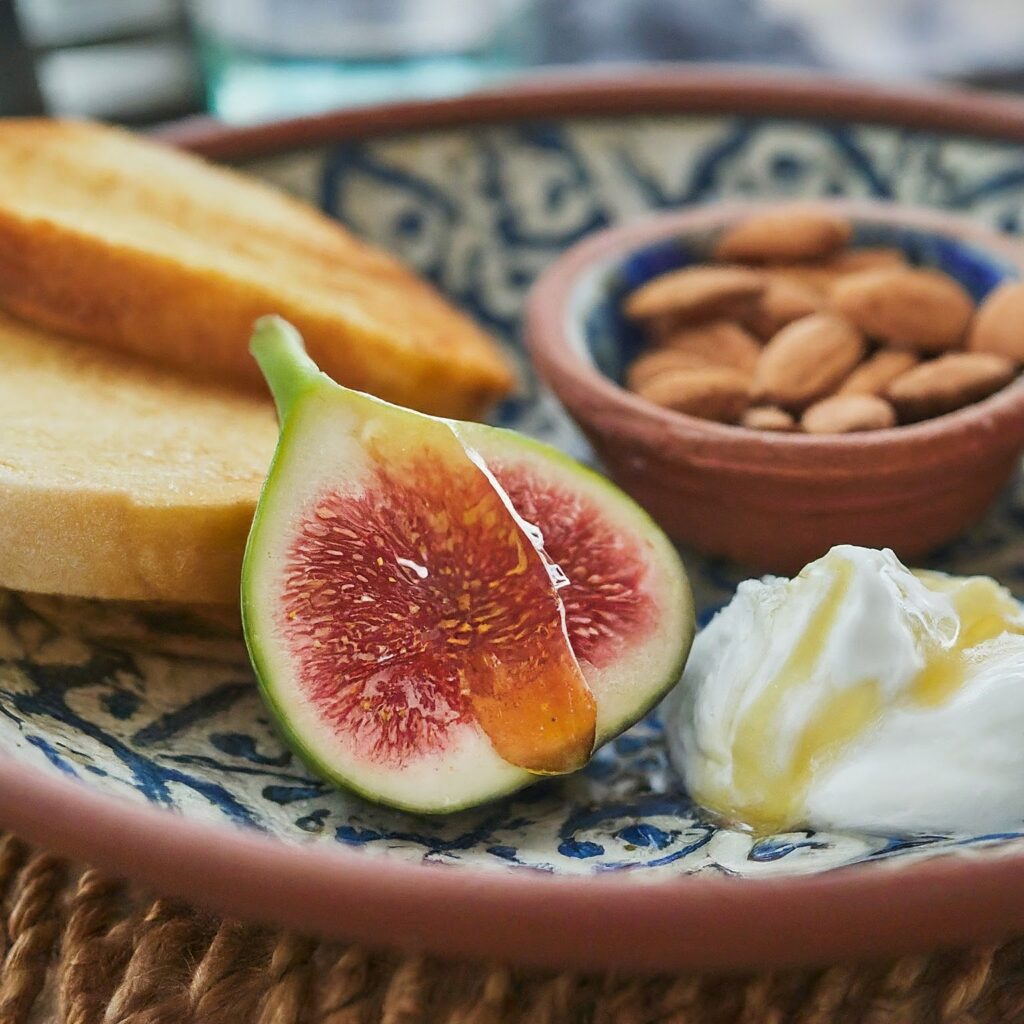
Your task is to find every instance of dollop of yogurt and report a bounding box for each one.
[664,545,1024,835]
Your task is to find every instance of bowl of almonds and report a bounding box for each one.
[526,200,1024,571]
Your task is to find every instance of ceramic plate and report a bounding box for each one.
[6,70,1024,972]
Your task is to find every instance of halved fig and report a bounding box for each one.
[242,318,694,813]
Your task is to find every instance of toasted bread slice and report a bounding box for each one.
[0,310,277,603]
[0,118,515,419]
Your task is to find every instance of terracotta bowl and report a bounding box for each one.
[527,199,1024,572]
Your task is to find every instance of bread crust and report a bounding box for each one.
[0,118,516,418]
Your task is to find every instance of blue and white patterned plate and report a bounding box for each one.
[7,80,1024,886]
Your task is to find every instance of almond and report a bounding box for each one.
[625,347,713,390]
[885,352,1016,421]
[967,281,1024,364]
[633,366,750,423]
[837,349,920,396]
[765,264,842,296]
[624,265,764,322]
[753,313,866,411]
[661,320,761,375]
[647,313,686,344]
[714,206,851,264]
[802,394,897,434]
[831,268,974,352]
[745,277,823,339]
[825,247,907,275]
[741,406,797,432]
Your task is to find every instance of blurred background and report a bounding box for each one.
[2,0,1024,126]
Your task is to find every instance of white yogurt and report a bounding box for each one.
[664,544,1024,834]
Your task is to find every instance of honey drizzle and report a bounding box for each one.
[708,555,861,832]
[910,573,1024,707]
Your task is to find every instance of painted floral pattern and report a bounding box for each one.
[5,114,1024,875]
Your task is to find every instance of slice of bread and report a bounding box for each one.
[0,118,515,419]
[0,310,277,603]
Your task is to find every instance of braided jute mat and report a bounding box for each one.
[0,833,1021,1024]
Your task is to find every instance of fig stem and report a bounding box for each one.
[250,316,321,421]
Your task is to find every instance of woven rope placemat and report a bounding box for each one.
[0,832,1021,1023]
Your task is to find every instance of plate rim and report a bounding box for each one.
[6,754,1024,974]
[11,64,1024,972]
[160,63,1024,156]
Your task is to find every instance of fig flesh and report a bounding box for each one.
[242,318,693,813]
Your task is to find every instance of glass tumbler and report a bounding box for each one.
[188,0,533,123]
